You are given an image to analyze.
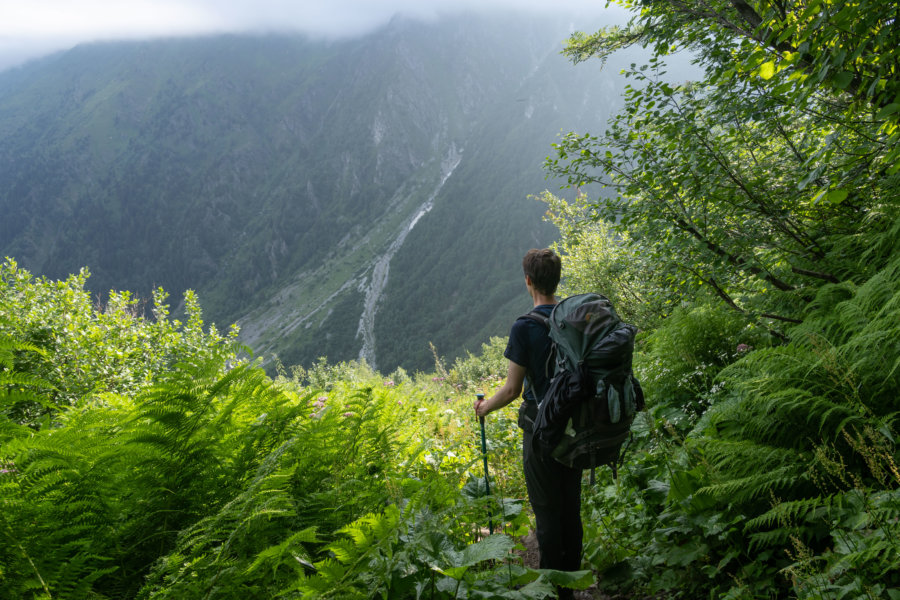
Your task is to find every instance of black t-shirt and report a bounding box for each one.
[504,304,555,405]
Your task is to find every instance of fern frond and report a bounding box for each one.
[747,526,796,552]
[745,495,837,532]
[697,465,806,505]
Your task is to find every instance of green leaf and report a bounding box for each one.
[434,565,469,580]
[825,189,849,204]
[758,61,776,80]
[832,71,853,89]
[458,534,515,567]
[533,568,594,589]
[876,103,900,120]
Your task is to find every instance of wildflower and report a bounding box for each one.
[432,376,444,382]
[343,412,354,417]
[736,343,751,353]
[397,400,403,405]
[384,380,395,387]
[317,395,328,402]
[313,400,325,409]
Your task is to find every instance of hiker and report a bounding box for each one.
[473,248,583,598]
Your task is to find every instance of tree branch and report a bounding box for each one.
[760,312,803,324]
[791,267,839,283]
[673,216,796,292]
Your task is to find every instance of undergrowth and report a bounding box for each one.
[1,254,898,598]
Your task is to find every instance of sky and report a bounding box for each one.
[0,0,625,72]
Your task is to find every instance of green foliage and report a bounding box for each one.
[576,415,784,598]
[543,4,900,596]
[282,356,379,391]
[0,270,571,598]
[289,506,556,600]
[684,255,900,595]
[0,258,240,421]
[635,302,768,426]
[0,324,56,440]
[539,191,667,329]
[785,488,900,600]
[445,336,508,393]
[3,3,899,596]
[547,2,900,335]
[564,1,900,170]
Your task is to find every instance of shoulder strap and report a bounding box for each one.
[518,310,550,329]
[516,309,554,380]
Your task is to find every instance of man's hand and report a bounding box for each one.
[472,361,526,419]
[474,397,490,418]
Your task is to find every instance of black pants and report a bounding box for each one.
[519,402,584,573]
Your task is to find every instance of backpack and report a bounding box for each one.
[521,293,644,470]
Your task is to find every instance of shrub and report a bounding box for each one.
[634,301,767,426]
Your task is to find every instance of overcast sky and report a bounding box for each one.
[0,0,626,72]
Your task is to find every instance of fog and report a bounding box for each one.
[0,0,627,71]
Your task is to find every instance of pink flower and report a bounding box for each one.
[317,395,328,402]
[384,380,395,387]
[736,343,751,353]
[313,400,325,409]
[343,412,354,418]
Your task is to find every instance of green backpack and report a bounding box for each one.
[524,293,644,470]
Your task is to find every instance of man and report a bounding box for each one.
[473,248,583,599]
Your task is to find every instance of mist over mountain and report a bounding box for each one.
[0,13,643,372]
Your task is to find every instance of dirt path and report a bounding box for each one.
[517,531,612,600]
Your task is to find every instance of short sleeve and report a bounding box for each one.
[504,319,530,368]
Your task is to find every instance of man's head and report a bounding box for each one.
[522,248,561,297]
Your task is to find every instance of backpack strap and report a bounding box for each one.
[517,309,555,381]
[518,310,550,329]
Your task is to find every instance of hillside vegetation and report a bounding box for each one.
[2,1,899,599]
[0,14,642,374]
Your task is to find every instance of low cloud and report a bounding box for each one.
[0,0,625,71]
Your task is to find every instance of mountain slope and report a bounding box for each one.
[0,13,635,372]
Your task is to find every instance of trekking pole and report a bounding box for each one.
[476,393,495,535]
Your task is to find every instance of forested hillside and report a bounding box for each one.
[1,1,898,599]
[0,13,643,373]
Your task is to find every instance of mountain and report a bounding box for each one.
[0,12,636,372]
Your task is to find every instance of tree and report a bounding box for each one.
[546,1,900,335]
[564,1,900,157]
[538,191,668,329]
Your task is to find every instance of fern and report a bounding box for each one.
[745,495,837,532]
[699,465,808,506]
[0,408,122,598]
[0,330,57,439]
[683,254,900,596]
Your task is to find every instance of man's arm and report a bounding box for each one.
[474,360,526,417]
